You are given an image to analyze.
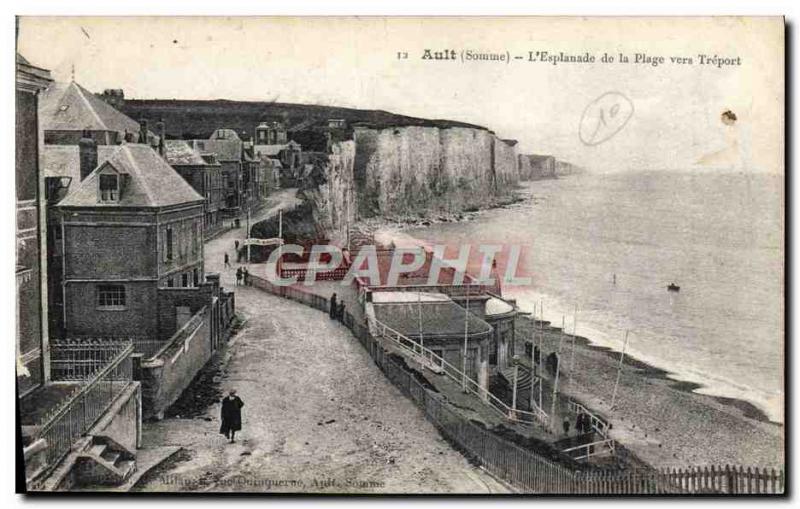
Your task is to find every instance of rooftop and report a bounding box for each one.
[39,81,142,136]
[190,138,242,162]
[371,299,492,339]
[164,139,214,166]
[57,144,204,208]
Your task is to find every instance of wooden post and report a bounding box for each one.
[610,330,629,409]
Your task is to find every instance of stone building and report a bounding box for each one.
[16,53,53,397]
[163,139,226,235]
[354,246,520,392]
[367,292,494,389]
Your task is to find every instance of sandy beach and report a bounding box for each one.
[515,316,784,470]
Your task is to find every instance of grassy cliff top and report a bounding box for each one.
[118,98,489,142]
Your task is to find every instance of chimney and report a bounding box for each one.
[156,119,166,157]
[139,118,148,144]
[78,130,98,181]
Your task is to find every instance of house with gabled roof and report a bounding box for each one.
[39,80,157,146]
[56,143,207,340]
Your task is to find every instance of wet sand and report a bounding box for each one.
[516,317,784,469]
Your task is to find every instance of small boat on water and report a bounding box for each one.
[667,283,680,292]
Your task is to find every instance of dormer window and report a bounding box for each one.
[99,174,119,201]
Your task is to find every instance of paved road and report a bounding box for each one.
[136,193,509,494]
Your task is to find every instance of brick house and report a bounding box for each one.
[56,143,206,340]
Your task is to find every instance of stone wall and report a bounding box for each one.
[140,307,212,420]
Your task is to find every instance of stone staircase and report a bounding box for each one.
[74,436,137,486]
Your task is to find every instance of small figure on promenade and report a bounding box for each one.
[329,293,338,319]
[235,240,240,251]
[236,267,243,286]
[224,253,230,268]
[220,389,244,443]
[242,267,249,286]
[562,418,571,436]
[337,301,345,322]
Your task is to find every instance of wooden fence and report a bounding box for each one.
[249,275,785,495]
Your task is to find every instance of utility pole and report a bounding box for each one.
[538,300,544,412]
[549,315,566,432]
[417,290,424,354]
[570,304,578,391]
[610,330,630,409]
[510,356,519,420]
[246,204,251,264]
[462,288,470,392]
[530,303,537,414]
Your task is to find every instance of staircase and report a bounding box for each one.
[75,436,137,486]
[499,364,533,387]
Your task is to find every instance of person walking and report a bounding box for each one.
[235,267,242,286]
[242,267,249,286]
[329,293,338,319]
[224,252,230,268]
[219,389,244,443]
[562,418,571,436]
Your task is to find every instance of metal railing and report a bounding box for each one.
[372,319,550,427]
[366,283,490,298]
[567,399,611,437]
[562,438,617,461]
[35,340,134,477]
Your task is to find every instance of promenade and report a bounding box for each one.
[134,191,508,493]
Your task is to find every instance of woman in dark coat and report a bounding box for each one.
[220,389,245,443]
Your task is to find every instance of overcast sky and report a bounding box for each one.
[18,16,783,173]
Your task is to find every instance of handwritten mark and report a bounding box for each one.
[579,91,634,146]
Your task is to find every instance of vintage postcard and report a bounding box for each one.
[15,16,784,494]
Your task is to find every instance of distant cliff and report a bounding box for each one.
[353,126,519,218]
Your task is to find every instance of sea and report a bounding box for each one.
[405,171,784,423]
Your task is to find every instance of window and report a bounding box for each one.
[192,221,198,254]
[99,174,119,201]
[97,284,126,308]
[181,273,189,287]
[193,268,199,287]
[167,277,174,288]
[164,227,173,261]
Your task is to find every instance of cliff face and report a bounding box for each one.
[352,126,518,218]
[301,141,357,245]
[276,126,521,242]
[518,154,556,180]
